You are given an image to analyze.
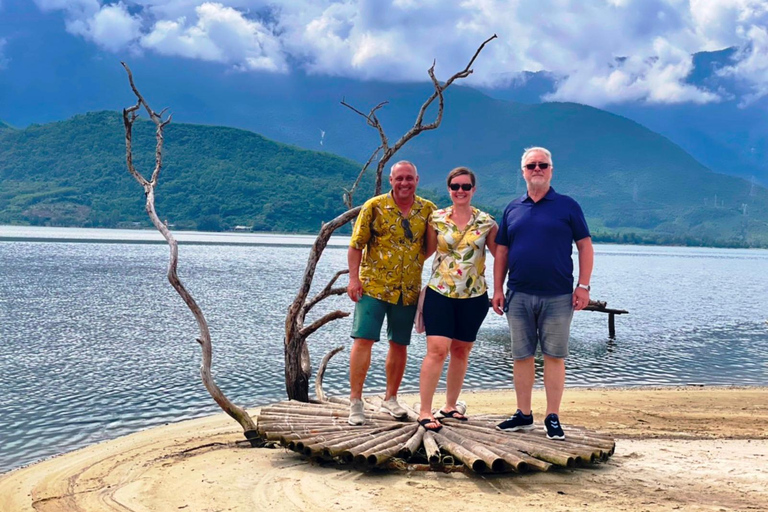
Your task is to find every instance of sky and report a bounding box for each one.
[1,0,767,108]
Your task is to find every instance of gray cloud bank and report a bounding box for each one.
[30,0,768,107]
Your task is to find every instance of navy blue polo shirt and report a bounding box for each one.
[495,187,590,295]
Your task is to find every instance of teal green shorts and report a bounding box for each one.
[350,294,417,346]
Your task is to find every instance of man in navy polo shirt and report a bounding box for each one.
[491,147,594,440]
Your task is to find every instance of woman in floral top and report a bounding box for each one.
[418,167,498,431]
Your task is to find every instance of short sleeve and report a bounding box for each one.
[350,199,375,249]
[495,206,510,246]
[569,200,590,241]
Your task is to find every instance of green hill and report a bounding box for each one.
[0,111,371,232]
[1,110,767,247]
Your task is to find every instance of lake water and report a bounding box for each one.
[1,227,767,474]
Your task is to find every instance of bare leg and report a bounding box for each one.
[513,357,535,415]
[418,336,450,419]
[543,354,565,416]
[349,338,375,400]
[384,341,408,400]
[444,339,473,411]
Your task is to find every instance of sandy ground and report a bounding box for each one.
[1,386,767,512]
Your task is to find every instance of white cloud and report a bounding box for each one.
[68,3,143,52]
[28,0,768,106]
[141,2,286,72]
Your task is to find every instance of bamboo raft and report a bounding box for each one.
[256,398,616,473]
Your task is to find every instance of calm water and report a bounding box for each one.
[1,228,767,473]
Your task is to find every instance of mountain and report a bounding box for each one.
[0,120,14,132]
[476,49,768,187]
[0,111,372,232]
[1,110,767,247]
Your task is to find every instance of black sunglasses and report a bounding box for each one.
[525,162,550,170]
[401,218,413,241]
[449,183,473,191]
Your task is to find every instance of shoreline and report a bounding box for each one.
[1,386,767,511]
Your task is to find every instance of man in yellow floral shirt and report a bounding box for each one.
[346,160,436,425]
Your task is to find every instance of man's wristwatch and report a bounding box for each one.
[577,283,591,291]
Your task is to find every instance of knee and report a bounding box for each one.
[426,345,449,362]
[450,345,472,362]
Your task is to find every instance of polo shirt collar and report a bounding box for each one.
[521,186,557,203]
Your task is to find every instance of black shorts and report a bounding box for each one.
[422,287,489,342]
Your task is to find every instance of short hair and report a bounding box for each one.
[446,166,476,188]
[520,147,553,169]
[390,160,418,175]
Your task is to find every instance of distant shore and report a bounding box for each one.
[2,386,767,512]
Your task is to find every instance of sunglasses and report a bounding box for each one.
[525,162,550,170]
[449,183,473,191]
[401,218,413,241]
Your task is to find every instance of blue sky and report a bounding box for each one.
[1,0,767,109]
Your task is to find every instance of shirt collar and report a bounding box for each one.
[385,191,422,216]
[521,186,557,203]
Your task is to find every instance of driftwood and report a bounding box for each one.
[120,63,258,443]
[584,299,629,338]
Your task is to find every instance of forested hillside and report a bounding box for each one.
[0,112,371,232]
[1,110,767,247]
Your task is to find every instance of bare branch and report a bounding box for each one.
[299,310,351,339]
[344,146,382,209]
[121,63,257,435]
[315,346,344,402]
[304,269,350,315]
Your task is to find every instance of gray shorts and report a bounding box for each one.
[505,291,573,359]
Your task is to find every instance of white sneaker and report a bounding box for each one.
[380,397,408,419]
[348,399,365,426]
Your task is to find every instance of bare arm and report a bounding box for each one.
[572,236,594,311]
[347,247,363,302]
[426,225,437,259]
[486,222,498,258]
[491,244,509,315]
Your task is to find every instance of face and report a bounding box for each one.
[448,173,475,207]
[389,163,419,202]
[522,150,553,189]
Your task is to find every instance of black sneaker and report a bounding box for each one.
[496,409,534,431]
[544,413,565,440]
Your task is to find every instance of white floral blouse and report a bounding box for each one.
[427,207,495,299]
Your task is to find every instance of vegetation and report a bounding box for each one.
[1,110,767,247]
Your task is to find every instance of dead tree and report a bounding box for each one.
[120,63,259,443]
[284,35,497,402]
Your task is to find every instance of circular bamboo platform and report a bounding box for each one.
[256,398,616,473]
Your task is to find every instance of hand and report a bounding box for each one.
[347,277,363,302]
[491,293,505,315]
[572,287,589,311]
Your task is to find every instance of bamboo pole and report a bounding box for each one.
[422,431,441,465]
[446,423,575,467]
[301,424,404,456]
[321,425,411,459]
[432,432,488,472]
[436,428,506,472]
[400,427,425,459]
[355,426,418,466]
[342,425,417,463]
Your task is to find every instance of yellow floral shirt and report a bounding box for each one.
[428,207,495,298]
[350,193,436,305]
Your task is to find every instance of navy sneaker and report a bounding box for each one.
[496,409,534,431]
[544,413,565,440]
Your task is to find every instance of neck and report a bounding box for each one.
[452,204,473,216]
[527,184,550,202]
[393,193,415,211]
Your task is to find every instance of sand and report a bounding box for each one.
[1,386,767,512]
